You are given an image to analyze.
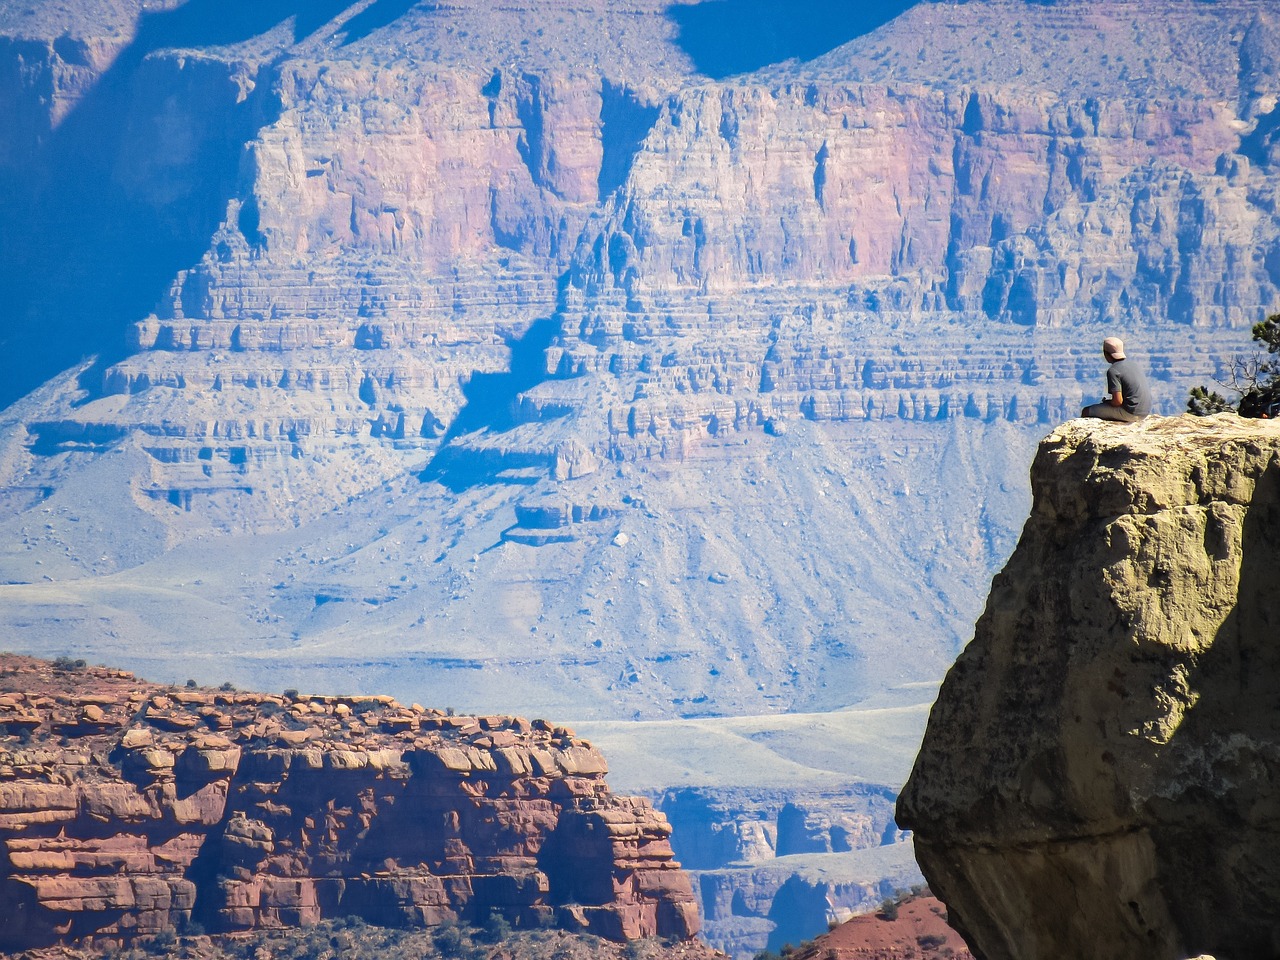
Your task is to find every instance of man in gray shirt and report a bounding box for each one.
[1082,336,1152,421]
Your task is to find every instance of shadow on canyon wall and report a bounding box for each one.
[0,0,424,412]
[338,0,427,46]
[668,0,921,78]
[1154,460,1280,958]
[419,317,565,493]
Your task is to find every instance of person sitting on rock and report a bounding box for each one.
[1081,336,1152,421]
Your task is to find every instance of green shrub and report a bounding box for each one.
[434,921,467,958]
[478,910,514,944]
[1187,385,1233,416]
[1189,312,1280,417]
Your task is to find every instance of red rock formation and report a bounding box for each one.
[790,896,973,960]
[0,655,699,949]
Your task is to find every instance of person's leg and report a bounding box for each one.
[1081,403,1142,422]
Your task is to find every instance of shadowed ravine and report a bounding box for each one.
[668,0,921,77]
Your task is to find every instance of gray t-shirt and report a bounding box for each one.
[1106,358,1151,415]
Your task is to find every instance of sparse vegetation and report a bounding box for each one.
[58,919,703,960]
[1188,313,1280,417]
[477,909,513,944]
[623,937,662,960]
[52,656,87,672]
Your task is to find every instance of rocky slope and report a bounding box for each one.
[0,655,698,949]
[898,414,1280,960]
[4,922,727,960]
[790,895,973,960]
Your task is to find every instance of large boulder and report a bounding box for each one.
[898,415,1280,960]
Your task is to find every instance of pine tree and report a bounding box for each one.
[1188,312,1280,417]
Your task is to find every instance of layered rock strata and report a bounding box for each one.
[659,787,900,872]
[898,415,1280,960]
[0,0,1271,537]
[653,786,909,957]
[0,655,699,949]
[0,0,1270,718]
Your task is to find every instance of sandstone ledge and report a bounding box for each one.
[0,657,699,949]
[898,414,1280,960]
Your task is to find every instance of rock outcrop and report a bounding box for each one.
[898,415,1280,960]
[0,655,699,949]
[791,895,973,960]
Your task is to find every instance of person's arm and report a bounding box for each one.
[1105,367,1124,406]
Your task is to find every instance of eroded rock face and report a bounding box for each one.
[0,0,1273,721]
[0,0,1270,539]
[0,656,699,949]
[897,415,1280,960]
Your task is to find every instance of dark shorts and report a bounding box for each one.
[1081,402,1147,422]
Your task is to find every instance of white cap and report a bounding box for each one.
[1103,337,1126,360]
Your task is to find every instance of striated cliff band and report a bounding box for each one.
[898,415,1280,960]
[0,0,1275,722]
[0,655,698,949]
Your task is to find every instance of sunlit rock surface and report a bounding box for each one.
[0,655,698,949]
[899,415,1280,960]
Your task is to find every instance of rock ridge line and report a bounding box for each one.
[0,655,700,949]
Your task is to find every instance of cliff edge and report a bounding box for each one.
[0,656,698,949]
[897,414,1280,959]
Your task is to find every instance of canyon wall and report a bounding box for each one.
[898,415,1280,960]
[655,786,911,956]
[3,5,1280,953]
[2,0,1274,723]
[0,655,698,949]
[1,0,1274,539]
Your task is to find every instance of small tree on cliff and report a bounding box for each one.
[1188,313,1280,416]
